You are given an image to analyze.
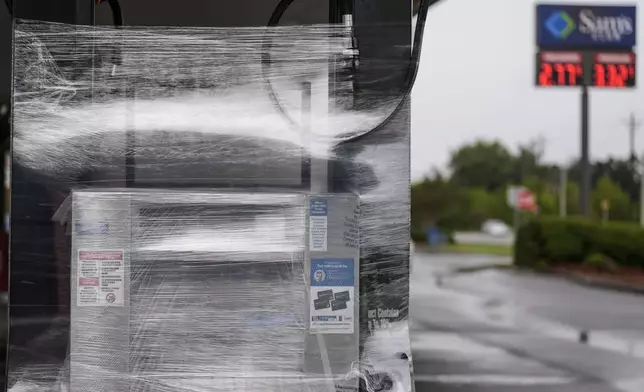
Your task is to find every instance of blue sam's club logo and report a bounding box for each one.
[546,11,576,39]
[537,5,636,48]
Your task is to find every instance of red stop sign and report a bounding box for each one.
[518,190,537,211]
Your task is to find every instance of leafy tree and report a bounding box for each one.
[449,140,514,192]
[562,181,581,216]
[539,192,557,215]
[512,137,546,182]
[466,188,510,227]
[411,175,470,232]
[567,158,639,203]
[592,175,632,221]
[593,158,639,203]
[413,138,644,237]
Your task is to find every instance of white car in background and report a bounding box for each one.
[481,219,510,237]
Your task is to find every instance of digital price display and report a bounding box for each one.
[536,52,583,87]
[592,52,636,88]
[536,51,637,88]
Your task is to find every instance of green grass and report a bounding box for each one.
[452,263,514,274]
[439,243,513,257]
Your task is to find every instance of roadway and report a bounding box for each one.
[410,251,644,392]
[452,232,514,246]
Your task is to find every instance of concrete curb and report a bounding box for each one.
[563,274,644,296]
[515,267,644,296]
[450,264,644,296]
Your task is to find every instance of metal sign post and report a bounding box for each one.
[580,63,590,216]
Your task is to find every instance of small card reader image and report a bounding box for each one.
[317,289,334,301]
[334,290,350,302]
[314,298,330,310]
[331,300,347,311]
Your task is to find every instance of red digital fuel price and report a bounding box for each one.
[536,51,636,88]
[537,52,583,87]
[593,52,636,88]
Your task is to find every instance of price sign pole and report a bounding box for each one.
[581,53,591,216]
[535,3,637,217]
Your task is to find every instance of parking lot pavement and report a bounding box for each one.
[411,252,644,392]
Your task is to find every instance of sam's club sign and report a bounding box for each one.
[537,4,636,48]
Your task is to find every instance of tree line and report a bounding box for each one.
[412,138,642,236]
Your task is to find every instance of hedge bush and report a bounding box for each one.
[411,227,425,243]
[514,217,644,269]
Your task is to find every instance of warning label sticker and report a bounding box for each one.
[309,199,328,252]
[77,250,125,307]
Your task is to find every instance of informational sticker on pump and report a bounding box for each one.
[77,249,125,307]
[309,199,328,251]
[310,258,355,334]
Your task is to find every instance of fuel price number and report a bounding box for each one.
[592,53,636,88]
[536,51,636,88]
[538,62,584,86]
[536,52,583,87]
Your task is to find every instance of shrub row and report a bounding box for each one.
[411,227,425,243]
[514,217,644,269]
[410,227,455,245]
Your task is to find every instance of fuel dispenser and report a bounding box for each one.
[7,0,430,391]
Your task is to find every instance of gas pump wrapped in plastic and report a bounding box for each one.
[8,18,413,392]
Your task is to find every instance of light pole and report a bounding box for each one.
[639,154,644,226]
[640,169,644,227]
[559,165,568,218]
[625,113,641,162]
[559,160,576,218]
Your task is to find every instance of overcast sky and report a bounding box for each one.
[411,0,643,180]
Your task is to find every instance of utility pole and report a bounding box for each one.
[640,162,644,227]
[626,113,641,162]
[626,114,644,226]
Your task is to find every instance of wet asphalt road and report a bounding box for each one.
[410,252,644,392]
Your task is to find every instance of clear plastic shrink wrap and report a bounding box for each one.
[9,19,412,392]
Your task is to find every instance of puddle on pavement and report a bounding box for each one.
[471,290,644,360]
[412,259,644,392]
[418,272,644,362]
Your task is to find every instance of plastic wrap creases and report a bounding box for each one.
[9,19,412,392]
